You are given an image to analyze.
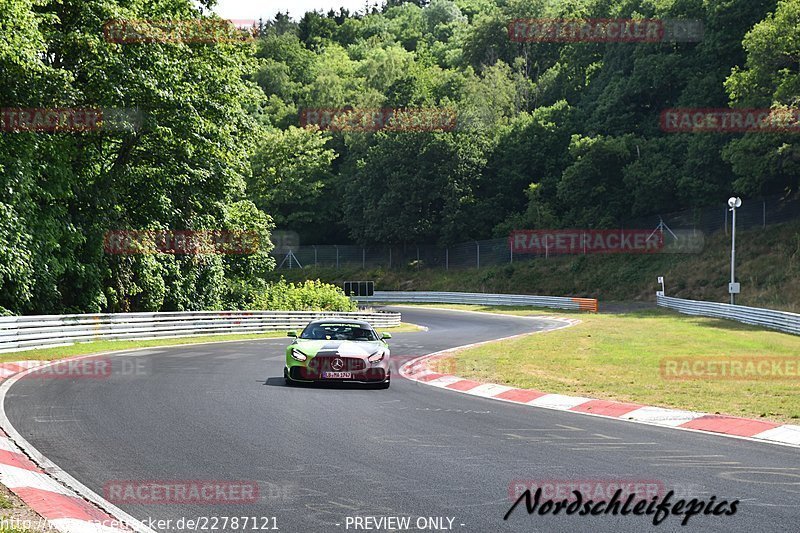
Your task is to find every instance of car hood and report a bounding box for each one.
[293,339,384,358]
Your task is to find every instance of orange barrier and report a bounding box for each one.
[571,298,599,313]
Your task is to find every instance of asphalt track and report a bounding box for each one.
[5,307,800,533]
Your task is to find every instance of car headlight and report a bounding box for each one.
[368,349,387,364]
[290,348,307,362]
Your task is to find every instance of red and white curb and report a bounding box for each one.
[0,337,299,533]
[398,318,800,449]
[0,359,155,533]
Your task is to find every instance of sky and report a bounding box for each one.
[212,0,375,21]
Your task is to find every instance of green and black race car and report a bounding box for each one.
[284,319,392,388]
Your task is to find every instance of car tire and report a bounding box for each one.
[283,368,294,386]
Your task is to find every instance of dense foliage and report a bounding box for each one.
[249,0,797,245]
[249,278,356,311]
[1,0,274,314]
[1,0,797,314]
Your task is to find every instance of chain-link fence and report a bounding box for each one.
[274,240,518,270]
[273,194,800,270]
[623,193,800,235]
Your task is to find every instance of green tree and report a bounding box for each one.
[342,132,490,244]
[724,0,800,194]
[0,0,272,313]
[249,127,337,233]
[556,135,636,227]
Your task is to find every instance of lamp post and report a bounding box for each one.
[728,197,742,304]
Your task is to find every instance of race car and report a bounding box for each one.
[283,319,392,388]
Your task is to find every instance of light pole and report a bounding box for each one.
[728,197,742,304]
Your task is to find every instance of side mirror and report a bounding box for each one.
[381,332,392,340]
[287,331,297,338]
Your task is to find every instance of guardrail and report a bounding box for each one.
[657,295,800,335]
[356,291,598,312]
[0,310,402,353]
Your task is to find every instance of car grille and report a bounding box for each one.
[309,357,367,372]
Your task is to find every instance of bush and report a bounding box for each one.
[249,278,356,312]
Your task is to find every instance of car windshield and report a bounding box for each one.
[300,323,378,341]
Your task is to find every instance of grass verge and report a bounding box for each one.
[413,304,800,424]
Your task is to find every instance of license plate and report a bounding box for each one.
[323,371,352,379]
